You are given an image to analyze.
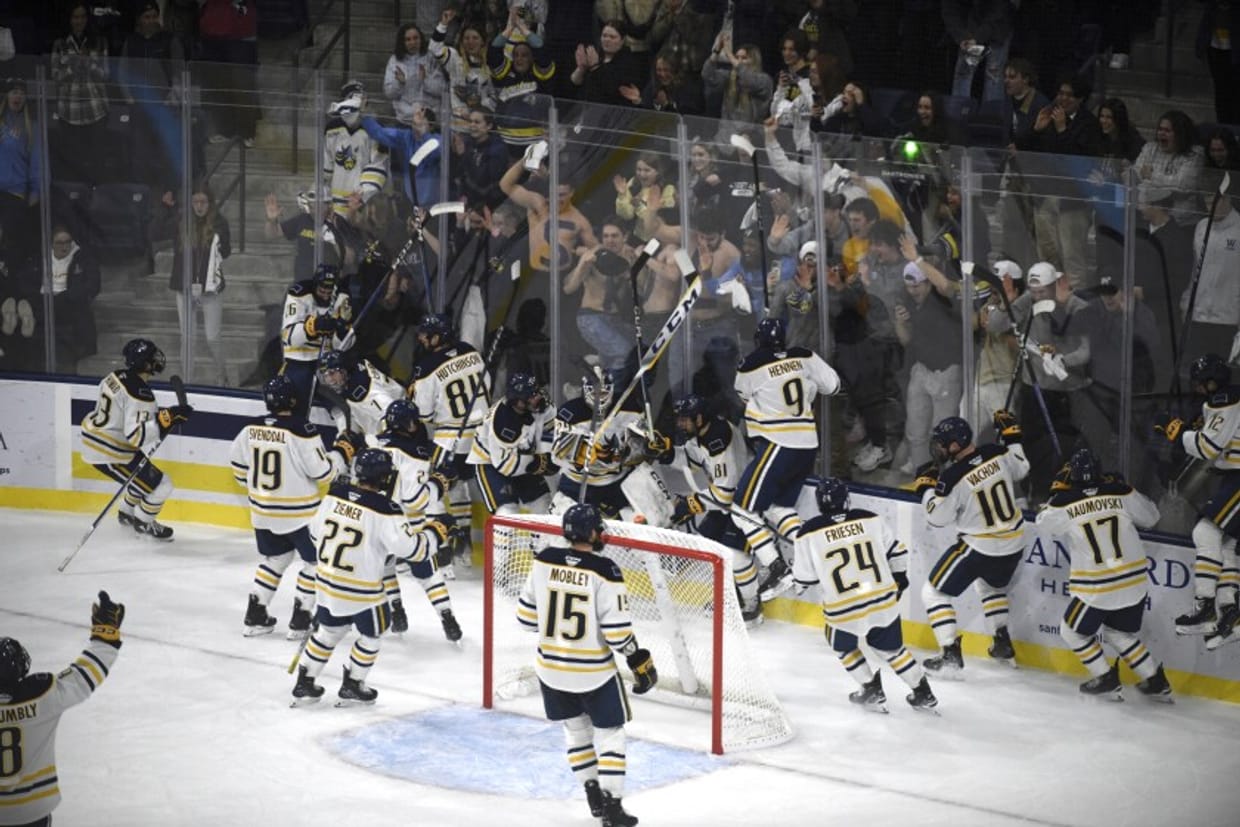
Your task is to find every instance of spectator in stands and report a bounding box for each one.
[1134,185,1191,336]
[325,81,390,222]
[840,196,879,277]
[805,53,847,134]
[1095,98,1144,166]
[594,1,658,80]
[0,78,38,262]
[767,239,821,351]
[1002,57,1046,149]
[620,50,703,115]
[1092,98,1144,274]
[431,7,497,122]
[0,224,37,369]
[362,104,441,212]
[996,57,1048,272]
[1183,173,1240,368]
[44,223,99,373]
[1204,127,1240,172]
[857,220,909,323]
[716,229,765,329]
[570,19,642,108]
[165,0,198,54]
[1027,75,1103,288]
[974,259,1022,443]
[688,207,741,381]
[770,28,815,150]
[158,182,232,385]
[1197,0,1240,125]
[701,36,771,138]
[50,3,110,183]
[499,296,552,389]
[563,216,634,371]
[652,0,716,80]
[1134,110,1204,226]
[385,23,448,122]
[895,257,963,471]
[198,0,259,148]
[450,106,509,210]
[796,0,856,77]
[902,92,967,147]
[768,189,849,270]
[489,28,555,154]
[943,0,1014,102]
[819,81,890,140]
[119,1,185,191]
[614,151,676,244]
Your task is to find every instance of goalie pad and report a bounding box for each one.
[620,464,676,528]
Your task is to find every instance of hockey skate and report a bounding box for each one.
[584,780,605,818]
[1174,597,1217,635]
[1079,660,1123,701]
[988,626,1016,664]
[132,518,174,540]
[440,609,463,643]
[337,667,378,706]
[390,599,409,634]
[117,509,136,528]
[741,601,764,629]
[287,601,312,640]
[923,637,964,679]
[757,557,793,602]
[906,678,939,713]
[243,594,277,637]
[848,673,888,713]
[290,666,324,707]
[1205,603,1239,651]
[1136,665,1174,703]
[599,791,638,827]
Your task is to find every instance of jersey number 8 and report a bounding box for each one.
[0,726,22,778]
[446,374,487,420]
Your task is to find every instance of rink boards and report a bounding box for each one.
[1,375,1236,702]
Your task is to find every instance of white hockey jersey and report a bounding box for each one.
[410,343,490,450]
[1181,388,1240,471]
[793,509,909,634]
[309,481,429,618]
[469,398,555,476]
[374,430,448,519]
[1037,481,1160,611]
[678,416,747,509]
[281,280,354,362]
[322,117,389,217]
[79,369,161,465]
[516,545,638,693]
[228,414,340,532]
[923,443,1030,556]
[551,396,641,488]
[0,639,120,822]
[734,345,840,448]
[338,360,407,436]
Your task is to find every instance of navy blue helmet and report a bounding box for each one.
[1190,353,1231,392]
[0,637,30,692]
[754,317,786,349]
[1068,448,1101,486]
[815,476,851,516]
[562,502,605,547]
[672,394,706,419]
[313,263,340,290]
[506,371,545,411]
[382,398,421,433]
[123,338,166,374]
[417,312,453,340]
[263,375,298,413]
[354,448,396,490]
[930,416,973,461]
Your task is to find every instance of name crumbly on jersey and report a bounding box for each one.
[0,702,36,723]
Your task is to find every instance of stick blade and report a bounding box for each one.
[169,374,188,407]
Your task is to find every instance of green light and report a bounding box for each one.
[902,140,919,160]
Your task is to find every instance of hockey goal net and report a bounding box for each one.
[483,513,793,754]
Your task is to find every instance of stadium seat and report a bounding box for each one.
[50,181,92,241]
[88,183,152,263]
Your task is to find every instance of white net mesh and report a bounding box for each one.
[486,514,793,753]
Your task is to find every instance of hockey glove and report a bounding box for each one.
[646,431,674,463]
[424,517,453,546]
[305,313,337,338]
[1050,462,1072,492]
[893,571,909,600]
[992,408,1022,445]
[525,453,555,476]
[671,493,705,525]
[912,461,939,497]
[90,590,125,648]
[1153,413,1184,443]
[332,430,366,463]
[157,404,193,432]
[626,648,657,694]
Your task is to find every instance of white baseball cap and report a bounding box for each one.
[902,261,927,283]
[798,241,818,261]
[993,259,1023,281]
[1026,261,1061,287]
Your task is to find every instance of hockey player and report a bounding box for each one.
[323,79,389,219]
[408,312,490,566]
[666,394,763,624]
[292,449,444,706]
[1154,353,1240,649]
[733,317,841,600]
[916,411,1030,676]
[318,349,407,436]
[280,263,354,417]
[79,338,193,540]
[229,375,361,638]
[375,398,463,642]
[0,592,124,824]
[793,477,937,712]
[517,503,656,827]
[470,371,557,516]
[1036,449,1173,700]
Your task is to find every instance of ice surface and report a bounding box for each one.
[2,508,1238,827]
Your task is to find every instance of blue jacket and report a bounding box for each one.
[361,116,442,207]
[0,111,40,200]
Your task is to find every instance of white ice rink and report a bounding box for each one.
[3,507,1239,827]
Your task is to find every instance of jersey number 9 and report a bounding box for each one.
[782,378,805,416]
[250,447,283,491]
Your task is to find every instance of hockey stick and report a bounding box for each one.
[730,133,769,312]
[1170,171,1230,399]
[578,363,607,503]
[60,375,189,572]
[628,238,661,435]
[305,279,342,411]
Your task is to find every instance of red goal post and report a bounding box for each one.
[483,513,793,754]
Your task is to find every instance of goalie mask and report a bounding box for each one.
[562,502,606,551]
[582,371,616,411]
[930,416,973,463]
